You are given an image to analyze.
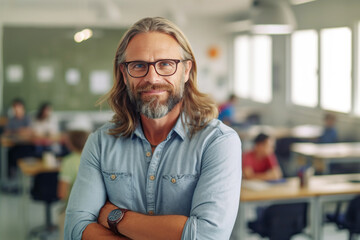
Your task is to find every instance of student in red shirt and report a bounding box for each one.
[243,133,283,180]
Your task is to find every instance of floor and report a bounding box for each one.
[0,190,352,240]
[241,225,348,240]
[0,190,62,240]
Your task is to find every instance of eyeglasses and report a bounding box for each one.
[123,59,186,78]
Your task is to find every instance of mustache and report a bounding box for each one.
[136,83,172,92]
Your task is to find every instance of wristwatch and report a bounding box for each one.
[107,208,128,235]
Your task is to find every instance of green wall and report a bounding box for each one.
[2,26,125,112]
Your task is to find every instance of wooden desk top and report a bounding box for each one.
[0,116,7,127]
[1,134,32,147]
[241,178,313,202]
[241,174,360,202]
[291,142,360,159]
[1,133,62,148]
[308,173,360,197]
[17,158,59,176]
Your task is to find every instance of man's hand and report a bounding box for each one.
[97,201,120,228]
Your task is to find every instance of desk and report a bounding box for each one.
[1,134,33,186]
[291,124,323,140]
[17,158,59,240]
[236,124,322,141]
[0,116,7,129]
[291,142,360,173]
[1,134,63,187]
[231,174,360,240]
[235,124,322,152]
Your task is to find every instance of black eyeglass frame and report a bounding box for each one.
[122,59,187,78]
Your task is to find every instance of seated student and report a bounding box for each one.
[4,98,34,182]
[31,102,60,157]
[218,94,237,126]
[32,102,59,138]
[4,98,32,137]
[318,112,338,143]
[57,129,90,240]
[243,133,283,181]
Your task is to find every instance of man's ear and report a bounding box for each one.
[184,60,192,83]
[119,64,127,85]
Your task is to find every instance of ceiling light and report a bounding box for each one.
[74,28,93,43]
[290,0,316,5]
[251,0,297,35]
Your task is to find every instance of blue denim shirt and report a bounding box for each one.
[65,116,242,240]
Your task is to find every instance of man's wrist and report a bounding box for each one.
[107,208,128,235]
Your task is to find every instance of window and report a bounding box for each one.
[234,36,250,98]
[291,30,318,107]
[320,27,352,113]
[234,35,272,103]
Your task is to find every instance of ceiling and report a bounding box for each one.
[0,0,253,27]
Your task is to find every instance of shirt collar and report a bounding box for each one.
[172,113,187,141]
[131,113,188,141]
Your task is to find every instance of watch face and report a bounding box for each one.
[108,209,123,222]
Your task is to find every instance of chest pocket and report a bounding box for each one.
[159,174,199,216]
[102,171,133,208]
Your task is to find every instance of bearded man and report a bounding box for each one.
[65,17,242,240]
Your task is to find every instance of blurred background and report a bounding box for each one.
[1,0,360,239]
[0,0,360,138]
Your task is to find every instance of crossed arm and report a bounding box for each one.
[82,201,187,240]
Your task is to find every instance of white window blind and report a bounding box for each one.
[291,29,318,107]
[320,27,352,113]
[234,35,272,103]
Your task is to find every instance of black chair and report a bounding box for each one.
[275,137,303,177]
[248,202,308,240]
[29,172,59,239]
[326,195,360,240]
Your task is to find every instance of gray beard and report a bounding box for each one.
[126,77,185,119]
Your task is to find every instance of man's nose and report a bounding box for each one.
[143,65,160,83]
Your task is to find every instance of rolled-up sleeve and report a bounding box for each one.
[64,131,107,240]
[181,130,242,239]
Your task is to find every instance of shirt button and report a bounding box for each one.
[146,152,151,157]
[148,210,154,215]
[149,175,155,181]
[171,178,176,184]
[110,174,116,180]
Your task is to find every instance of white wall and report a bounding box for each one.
[182,18,231,103]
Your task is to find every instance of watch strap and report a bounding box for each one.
[108,208,128,235]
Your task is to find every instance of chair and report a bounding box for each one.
[275,137,303,177]
[248,202,308,240]
[326,195,360,240]
[29,172,59,239]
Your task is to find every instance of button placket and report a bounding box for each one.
[144,139,169,217]
[146,147,162,216]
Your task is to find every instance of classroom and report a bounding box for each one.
[1,0,360,239]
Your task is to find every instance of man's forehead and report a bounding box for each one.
[125,32,182,60]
